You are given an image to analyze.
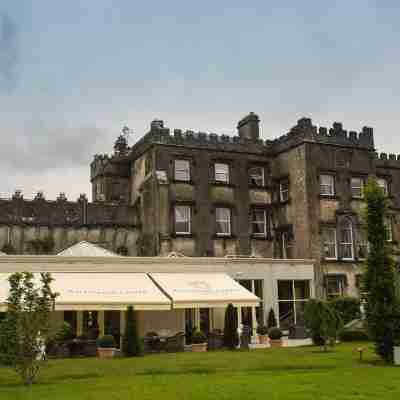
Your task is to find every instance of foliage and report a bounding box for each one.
[55,322,74,342]
[364,177,400,363]
[267,308,277,328]
[223,304,238,349]
[0,272,58,385]
[97,335,116,349]
[329,297,361,325]
[122,306,143,357]
[191,330,207,344]
[268,327,283,340]
[28,237,55,255]
[304,299,342,351]
[339,329,369,342]
[257,325,268,335]
[1,243,16,254]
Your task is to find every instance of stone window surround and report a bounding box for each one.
[320,174,335,197]
[173,159,191,182]
[214,206,233,237]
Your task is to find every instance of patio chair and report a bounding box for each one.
[165,332,185,353]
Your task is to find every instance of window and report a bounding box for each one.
[174,159,190,182]
[238,279,264,326]
[174,205,191,235]
[339,218,354,260]
[280,231,293,259]
[377,178,389,197]
[278,280,310,329]
[249,166,264,187]
[279,179,289,202]
[325,275,346,298]
[384,217,393,242]
[357,228,369,259]
[320,174,335,196]
[214,163,229,183]
[351,177,364,198]
[252,209,267,237]
[216,207,231,236]
[322,227,337,259]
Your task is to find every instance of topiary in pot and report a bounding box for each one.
[97,335,116,358]
[223,303,239,350]
[257,325,269,344]
[268,327,283,347]
[191,330,207,352]
[267,308,277,328]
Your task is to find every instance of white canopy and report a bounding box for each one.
[150,273,260,308]
[57,241,118,257]
[0,273,171,311]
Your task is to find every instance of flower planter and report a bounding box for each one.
[259,335,269,345]
[269,339,282,348]
[97,347,115,358]
[191,343,207,352]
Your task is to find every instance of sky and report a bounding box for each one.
[1,1,399,200]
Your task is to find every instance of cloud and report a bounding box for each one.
[0,12,18,93]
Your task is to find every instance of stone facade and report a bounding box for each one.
[1,113,399,298]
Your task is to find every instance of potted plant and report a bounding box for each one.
[257,325,269,344]
[191,330,207,352]
[268,327,283,348]
[97,335,116,358]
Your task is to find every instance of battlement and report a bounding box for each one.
[0,190,137,226]
[374,152,400,168]
[91,152,130,181]
[269,118,374,152]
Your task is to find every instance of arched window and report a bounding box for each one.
[339,218,354,260]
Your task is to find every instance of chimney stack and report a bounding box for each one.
[237,112,260,141]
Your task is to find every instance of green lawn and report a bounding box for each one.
[0,343,398,400]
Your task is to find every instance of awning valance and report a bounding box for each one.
[150,273,260,308]
[0,273,171,311]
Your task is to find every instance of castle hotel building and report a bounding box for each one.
[0,113,398,337]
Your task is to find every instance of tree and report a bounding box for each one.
[267,308,277,328]
[304,299,342,351]
[329,297,361,325]
[223,304,238,349]
[364,177,400,363]
[0,272,58,385]
[122,306,143,357]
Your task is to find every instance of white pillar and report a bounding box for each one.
[98,311,105,336]
[194,308,200,329]
[251,306,258,343]
[120,311,126,348]
[236,306,242,348]
[77,311,83,336]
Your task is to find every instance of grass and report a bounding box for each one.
[0,343,399,399]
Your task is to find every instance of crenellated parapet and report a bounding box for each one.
[0,190,138,227]
[90,153,130,181]
[268,118,374,153]
[374,152,400,168]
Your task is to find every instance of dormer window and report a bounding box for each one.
[174,160,190,182]
[215,163,230,184]
[249,166,264,187]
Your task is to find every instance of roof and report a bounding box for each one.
[57,241,118,257]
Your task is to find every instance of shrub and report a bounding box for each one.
[268,327,283,340]
[330,297,361,325]
[223,303,239,349]
[191,330,207,344]
[97,335,116,348]
[339,329,369,342]
[55,322,74,342]
[267,308,277,328]
[257,325,268,335]
[122,306,143,357]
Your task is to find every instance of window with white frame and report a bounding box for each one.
[174,159,190,182]
[215,207,231,236]
[214,163,230,183]
[249,166,264,187]
[351,177,364,198]
[357,228,369,259]
[320,174,335,196]
[384,217,393,242]
[322,227,337,259]
[281,231,293,259]
[325,275,346,297]
[339,218,354,260]
[377,178,389,197]
[251,209,267,237]
[279,179,289,202]
[278,280,310,329]
[174,205,191,235]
